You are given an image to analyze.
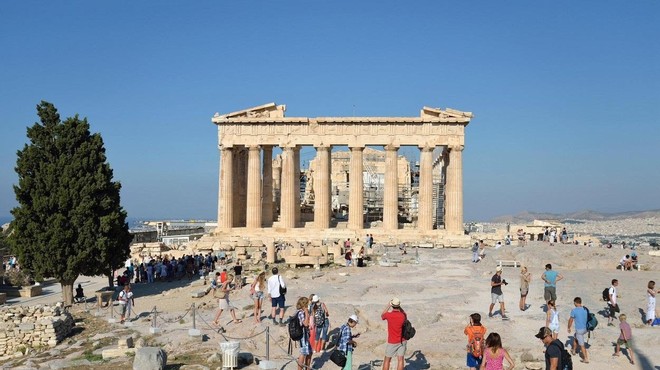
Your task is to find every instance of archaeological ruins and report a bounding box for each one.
[202,102,473,252]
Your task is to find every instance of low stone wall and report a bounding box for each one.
[0,305,74,359]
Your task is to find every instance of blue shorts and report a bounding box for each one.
[466,353,482,368]
[271,295,285,308]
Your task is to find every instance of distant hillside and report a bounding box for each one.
[491,209,660,223]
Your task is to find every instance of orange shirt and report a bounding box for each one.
[464,324,487,343]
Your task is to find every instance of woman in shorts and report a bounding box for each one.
[519,266,531,311]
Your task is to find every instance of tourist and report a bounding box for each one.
[344,248,353,267]
[74,284,85,303]
[608,279,620,326]
[613,313,635,364]
[310,294,330,353]
[464,313,487,370]
[357,246,365,267]
[541,264,563,306]
[233,260,243,290]
[517,229,526,247]
[479,332,515,370]
[211,271,220,290]
[488,266,508,320]
[620,255,633,271]
[560,227,568,244]
[146,261,154,283]
[337,314,359,370]
[519,266,531,311]
[381,297,406,370]
[212,274,242,328]
[250,271,266,323]
[535,326,564,370]
[267,267,287,325]
[567,296,589,363]
[295,296,312,370]
[646,280,658,326]
[545,300,559,340]
[471,241,480,263]
[118,284,135,324]
[365,234,371,249]
[220,268,228,283]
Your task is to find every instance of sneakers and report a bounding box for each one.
[488,313,493,318]
[502,315,510,320]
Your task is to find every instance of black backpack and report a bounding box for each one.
[402,319,416,340]
[288,314,304,341]
[602,287,610,302]
[549,340,573,370]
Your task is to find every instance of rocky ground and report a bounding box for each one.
[1,227,659,369]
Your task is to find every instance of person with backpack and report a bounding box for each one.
[464,313,487,370]
[118,284,135,324]
[381,297,407,370]
[293,296,312,370]
[546,300,560,340]
[607,279,620,326]
[536,326,571,370]
[479,332,515,370]
[310,294,330,353]
[567,296,589,364]
[337,314,359,370]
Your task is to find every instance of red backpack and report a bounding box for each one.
[468,327,486,358]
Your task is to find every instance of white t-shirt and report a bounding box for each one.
[118,290,133,305]
[267,274,285,298]
[609,286,617,305]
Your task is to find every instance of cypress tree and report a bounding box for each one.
[10,101,132,304]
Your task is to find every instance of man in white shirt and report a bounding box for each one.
[608,279,620,326]
[267,267,286,325]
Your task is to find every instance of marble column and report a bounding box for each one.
[261,146,274,227]
[273,155,282,222]
[294,147,301,227]
[246,145,262,229]
[219,147,234,229]
[383,145,399,230]
[348,146,364,230]
[280,146,296,228]
[445,145,464,234]
[233,147,248,227]
[314,145,332,229]
[418,145,434,231]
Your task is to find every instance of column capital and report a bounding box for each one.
[384,144,400,151]
[314,143,332,149]
[247,145,261,151]
[418,144,435,152]
[449,144,464,152]
[348,144,365,149]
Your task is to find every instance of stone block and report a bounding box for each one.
[102,347,136,359]
[191,291,206,298]
[0,293,6,305]
[133,347,167,370]
[19,286,42,298]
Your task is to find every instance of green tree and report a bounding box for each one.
[10,101,132,304]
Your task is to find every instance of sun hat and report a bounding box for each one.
[390,297,401,307]
[312,294,320,303]
[496,266,503,272]
[349,314,359,323]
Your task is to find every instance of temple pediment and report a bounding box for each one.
[214,102,287,120]
[421,106,473,119]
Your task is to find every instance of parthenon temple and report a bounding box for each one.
[208,102,473,248]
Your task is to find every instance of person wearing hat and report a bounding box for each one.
[381,297,406,370]
[337,314,360,369]
[310,294,330,353]
[535,326,564,370]
[488,266,509,320]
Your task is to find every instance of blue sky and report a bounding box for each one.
[1,1,659,221]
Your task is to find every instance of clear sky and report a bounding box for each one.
[1,1,659,222]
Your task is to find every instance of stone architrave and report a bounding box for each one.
[444,145,464,234]
[348,146,364,229]
[383,145,399,230]
[314,144,332,229]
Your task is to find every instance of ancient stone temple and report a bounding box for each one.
[209,102,473,247]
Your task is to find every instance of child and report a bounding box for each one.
[613,314,635,365]
[546,300,559,340]
[479,332,515,370]
[464,313,487,370]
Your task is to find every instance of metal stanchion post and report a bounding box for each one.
[188,303,201,337]
[266,326,270,360]
[192,303,196,329]
[150,306,160,334]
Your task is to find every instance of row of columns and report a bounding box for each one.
[217,144,464,233]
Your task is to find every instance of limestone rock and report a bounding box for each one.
[180,365,210,370]
[133,347,167,370]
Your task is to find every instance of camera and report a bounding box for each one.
[502,279,508,285]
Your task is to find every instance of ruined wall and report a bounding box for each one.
[0,305,74,359]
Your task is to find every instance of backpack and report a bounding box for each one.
[288,313,304,341]
[602,287,610,302]
[584,306,598,332]
[468,327,485,358]
[313,305,326,327]
[549,340,573,370]
[402,319,416,340]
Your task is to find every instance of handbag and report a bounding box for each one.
[278,275,287,295]
[329,325,347,367]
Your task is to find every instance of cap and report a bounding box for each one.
[312,295,319,303]
[390,297,401,307]
[535,327,552,339]
[495,266,503,272]
[349,314,359,323]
